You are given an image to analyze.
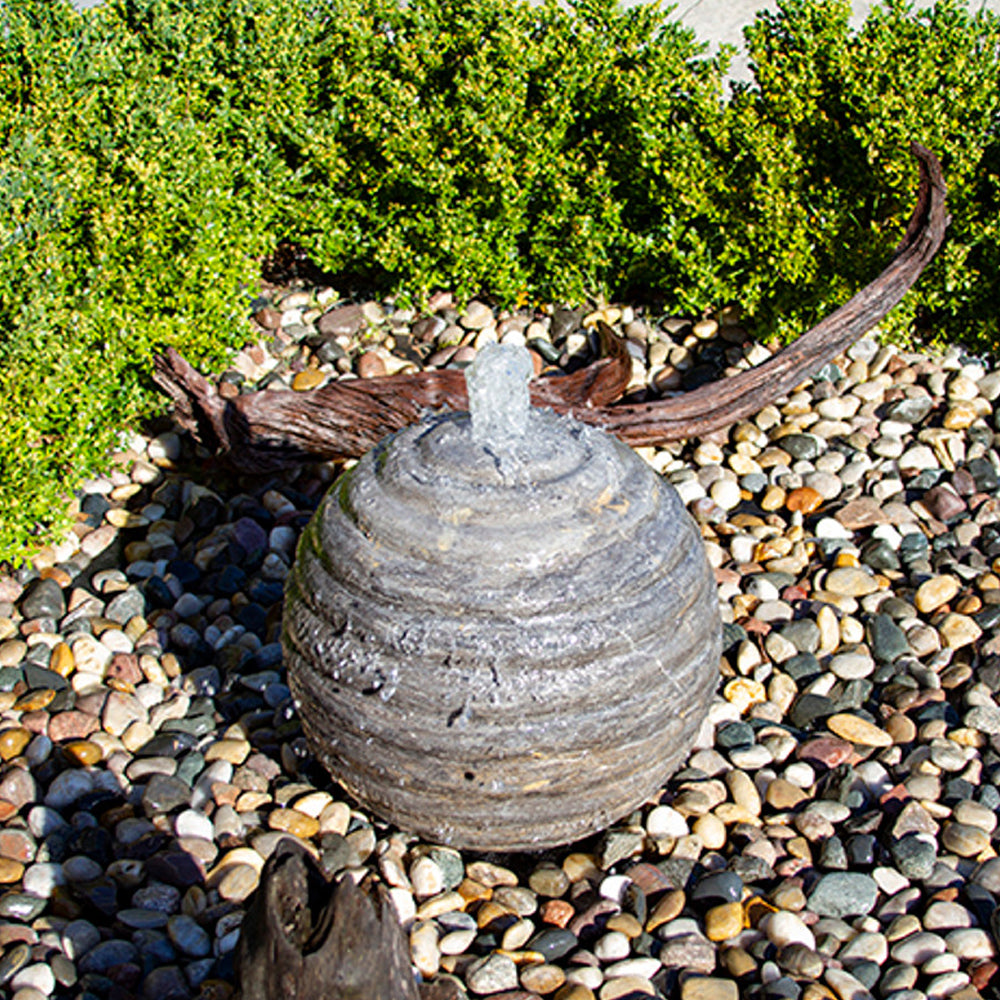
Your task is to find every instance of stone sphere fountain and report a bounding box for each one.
[283,343,721,851]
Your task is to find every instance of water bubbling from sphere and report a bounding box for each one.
[466,342,535,450]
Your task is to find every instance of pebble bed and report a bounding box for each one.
[1,286,999,1000]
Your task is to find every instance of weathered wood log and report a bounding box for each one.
[153,143,947,470]
[234,839,419,1000]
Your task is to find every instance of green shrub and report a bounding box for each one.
[0,0,998,563]
[724,0,1000,343]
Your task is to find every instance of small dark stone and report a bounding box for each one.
[728,854,775,883]
[526,928,578,962]
[780,434,824,461]
[20,577,66,619]
[79,939,140,974]
[690,870,744,908]
[850,960,882,989]
[779,621,821,654]
[782,653,823,684]
[968,457,999,492]
[134,733,199,758]
[22,664,69,692]
[922,485,967,522]
[716,721,755,750]
[819,836,848,870]
[145,851,205,889]
[860,539,900,572]
[80,493,112,528]
[890,834,937,880]
[867,614,910,663]
[789,693,836,729]
[846,834,877,868]
[142,774,193,816]
[75,877,119,918]
[143,577,176,610]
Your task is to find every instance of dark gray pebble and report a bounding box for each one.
[807,872,878,917]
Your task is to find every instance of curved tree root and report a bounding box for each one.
[153,143,947,472]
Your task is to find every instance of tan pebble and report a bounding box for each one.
[705,901,745,942]
[825,967,875,1000]
[646,889,685,931]
[713,803,761,826]
[599,975,655,998]
[943,404,978,430]
[725,770,762,815]
[0,728,32,761]
[884,713,917,744]
[0,857,25,883]
[417,890,465,921]
[204,738,251,765]
[766,778,809,810]
[561,853,600,884]
[681,977,739,1000]
[693,813,727,850]
[106,509,147,529]
[208,849,265,884]
[826,713,893,747]
[318,800,351,836]
[267,808,319,839]
[235,791,271,812]
[467,860,519,887]
[816,605,841,655]
[824,567,880,597]
[556,986,595,1000]
[722,946,759,981]
[937,613,982,650]
[760,486,786,512]
[606,913,643,938]
[12,689,54,712]
[290,790,333,819]
[953,799,997,833]
[802,986,838,1000]
[409,921,440,977]
[0,693,16,711]
[521,964,566,994]
[292,369,327,391]
[357,352,387,378]
[768,673,798,713]
[501,917,535,951]
[915,575,960,614]
[62,740,103,766]
[477,900,516,929]
[457,878,492,905]
[48,643,75,678]
[724,678,766,714]
[120,721,155,752]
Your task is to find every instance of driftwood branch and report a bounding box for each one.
[154,143,947,471]
[234,839,419,1000]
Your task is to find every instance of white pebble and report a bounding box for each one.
[594,930,631,962]
[646,805,689,839]
[763,911,815,950]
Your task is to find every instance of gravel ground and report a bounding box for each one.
[0,285,998,1000]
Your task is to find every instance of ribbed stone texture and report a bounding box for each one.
[283,406,720,850]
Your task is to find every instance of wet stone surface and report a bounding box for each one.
[0,290,998,999]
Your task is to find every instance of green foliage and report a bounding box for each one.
[0,0,998,561]
[726,0,1000,343]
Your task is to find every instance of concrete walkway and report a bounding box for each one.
[668,0,1000,80]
